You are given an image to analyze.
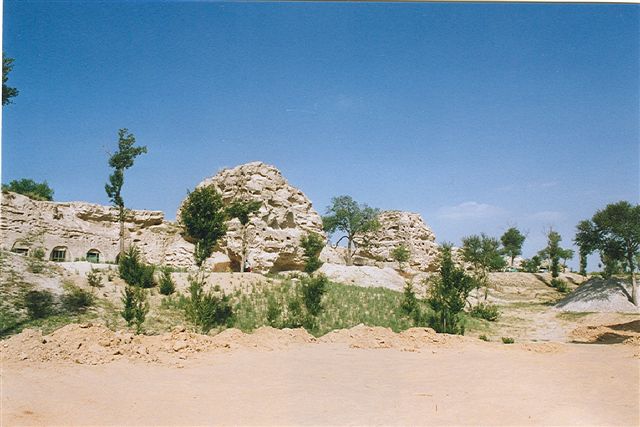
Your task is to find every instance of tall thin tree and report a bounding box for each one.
[105,129,147,256]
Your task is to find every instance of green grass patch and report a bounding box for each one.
[232,279,427,337]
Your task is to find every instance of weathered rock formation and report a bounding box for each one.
[353,211,439,272]
[2,163,443,276]
[0,191,194,267]
[188,162,325,272]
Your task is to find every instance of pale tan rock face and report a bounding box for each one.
[354,210,439,272]
[0,191,195,267]
[185,162,326,273]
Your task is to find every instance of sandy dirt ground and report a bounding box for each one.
[2,341,638,426]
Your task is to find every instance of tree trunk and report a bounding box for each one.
[119,206,125,256]
[629,253,637,306]
[346,238,353,266]
[240,225,247,272]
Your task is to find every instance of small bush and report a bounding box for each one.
[159,268,176,296]
[266,294,282,327]
[62,286,94,313]
[550,278,569,293]
[401,282,424,325]
[121,285,149,333]
[301,274,328,317]
[469,303,500,321]
[392,244,411,271]
[184,273,233,333]
[479,334,489,342]
[86,269,103,288]
[501,337,515,344]
[24,290,55,319]
[27,253,45,274]
[32,247,45,260]
[119,246,155,288]
[300,232,324,274]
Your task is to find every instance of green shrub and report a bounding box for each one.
[24,290,55,319]
[86,269,103,288]
[401,282,424,325]
[469,303,500,321]
[392,244,410,271]
[32,247,45,260]
[501,337,515,344]
[550,278,569,293]
[27,250,45,273]
[119,246,155,288]
[522,256,542,273]
[121,285,149,333]
[62,286,94,313]
[427,245,474,335]
[184,273,233,333]
[159,268,176,296]
[301,274,328,317]
[479,334,489,342]
[2,178,54,201]
[266,294,282,327]
[300,233,325,274]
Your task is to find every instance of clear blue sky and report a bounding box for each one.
[2,2,639,269]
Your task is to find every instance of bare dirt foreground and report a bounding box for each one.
[2,325,639,426]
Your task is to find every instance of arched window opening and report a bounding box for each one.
[86,249,101,263]
[50,246,68,262]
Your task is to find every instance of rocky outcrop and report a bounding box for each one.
[0,191,194,267]
[354,211,439,272]
[184,162,326,272]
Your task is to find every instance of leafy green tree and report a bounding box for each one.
[500,227,526,267]
[300,232,325,274]
[574,220,599,276]
[427,244,474,334]
[577,201,640,305]
[105,129,147,255]
[558,248,574,272]
[322,195,380,266]
[121,285,149,334]
[2,178,54,201]
[391,244,411,271]
[539,230,562,279]
[461,233,506,303]
[180,186,228,266]
[226,200,262,272]
[3,55,19,106]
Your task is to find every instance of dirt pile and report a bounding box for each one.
[317,324,466,350]
[1,323,487,365]
[570,319,640,345]
[556,278,639,313]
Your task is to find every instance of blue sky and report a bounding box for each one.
[2,2,638,269]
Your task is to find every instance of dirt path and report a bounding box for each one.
[2,343,637,426]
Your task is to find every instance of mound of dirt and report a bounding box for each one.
[317,324,467,350]
[210,327,316,350]
[0,324,318,365]
[556,278,639,313]
[1,323,484,365]
[570,320,640,344]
